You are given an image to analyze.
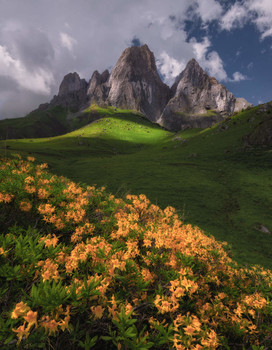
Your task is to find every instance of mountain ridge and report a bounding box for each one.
[39,44,252,131]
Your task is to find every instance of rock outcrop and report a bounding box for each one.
[87,70,110,105]
[50,72,88,111]
[37,45,252,131]
[159,59,239,131]
[107,44,170,122]
[234,97,252,113]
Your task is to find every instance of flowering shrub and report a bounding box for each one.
[0,156,272,349]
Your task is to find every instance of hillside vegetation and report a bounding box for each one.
[1,105,271,268]
[0,156,272,349]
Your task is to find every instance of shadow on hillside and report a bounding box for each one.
[0,136,153,158]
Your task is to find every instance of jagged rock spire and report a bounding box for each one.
[107,44,170,122]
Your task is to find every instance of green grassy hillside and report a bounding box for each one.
[0,104,272,269]
[0,104,110,140]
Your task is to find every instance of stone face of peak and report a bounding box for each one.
[107,45,170,122]
[87,70,110,105]
[159,59,239,131]
[50,72,88,110]
[58,72,86,96]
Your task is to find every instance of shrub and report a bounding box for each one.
[0,156,271,349]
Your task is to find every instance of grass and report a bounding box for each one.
[1,105,272,269]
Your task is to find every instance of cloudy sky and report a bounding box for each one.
[1,0,272,119]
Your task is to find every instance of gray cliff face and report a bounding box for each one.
[107,44,170,122]
[234,97,252,113]
[87,70,110,105]
[159,59,237,131]
[50,72,88,110]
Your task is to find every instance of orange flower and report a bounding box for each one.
[41,316,59,335]
[184,324,196,336]
[38,203,55,215]
[38,258,59,282]
[201,329,218,348]
[23,310,38,328]
[19,201,32,212]
[40,234,59,248]
[59,315,70,331]
[24,176,34,184]
[0,192,13,203]
[125,303,133,315]
[24,185,36,194]
[12,322,30,343]
[38,188,49,199]
[90,305,105,319]
[39,163,48,169]
[0,247,7,256]
[11,301,30,319]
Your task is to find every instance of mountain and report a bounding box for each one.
[43,45,251,130]
[0,44,252,138]
[48,72,88,111]
[158,59,252,131]
[106,44,170,122]
[87,69,110,105]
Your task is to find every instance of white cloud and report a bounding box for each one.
[60,32,77,52]
[190,36,210,61]
[220,0,272,40]
[205,51,228,81]
[190,37,228,81]
[248,0,272,36]
[231,71,248,82]
[220,3,249,31]
[157,52,185,85]
[194,0,223,22]
[189,36,247,83]
[0,45,54,94]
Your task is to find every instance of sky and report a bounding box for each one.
[1,0,272,119]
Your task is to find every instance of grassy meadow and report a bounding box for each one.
[0,105,272,269]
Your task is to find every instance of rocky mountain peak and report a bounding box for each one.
[107,44,170,121]
[87,69,110,104]
[50,72,88,110]
[109,44,157,83]
[58,72,87,96]
[159,58,250,131]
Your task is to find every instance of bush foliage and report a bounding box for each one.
[0,156,272,349]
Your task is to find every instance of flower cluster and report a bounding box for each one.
[0,156,271,349]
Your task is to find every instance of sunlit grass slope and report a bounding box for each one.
[1,106,171,155]
[0,105,272,269]
[1,157,272,349]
